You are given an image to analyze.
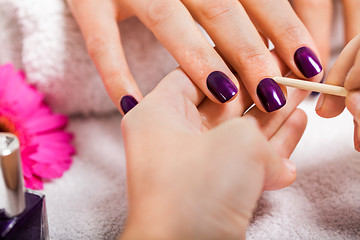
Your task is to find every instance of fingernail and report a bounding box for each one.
[284,158,296,174]
[347,92,360,122]
[120,95,138,114]
[354,120,360,152]
[315,94,324,112]
[257,78,286,112]
[294,46,322,78]
[206,71,238,103]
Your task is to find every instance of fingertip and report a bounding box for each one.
[264,158,296,191]
[315,95,345,118]
[293,46,323,79]
[120,95,139,116]
[206,71,239,104]
[283,158,296,175]
[256,78,286,113]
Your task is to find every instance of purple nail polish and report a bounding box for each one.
[257,78,286,112]
[294,46,322,78]
[120,95,138,114]
[206,71,238,103]
[0,133,49,240]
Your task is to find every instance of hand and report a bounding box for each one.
[67,0,323,115]
[316,34,360,151]
[292,0,360,68]
[120,68,307,239]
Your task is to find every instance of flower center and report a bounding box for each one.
[0,116,16,133]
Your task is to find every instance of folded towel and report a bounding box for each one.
[0,0,177,115]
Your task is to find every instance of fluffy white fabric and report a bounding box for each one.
[0,0,177,115]
[0,0,359,239]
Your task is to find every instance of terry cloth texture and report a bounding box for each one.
[0,0,177,115]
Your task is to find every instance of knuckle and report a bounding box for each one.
[236,45,269,67]
[196,0,238,21]
[182,45,213,73]
[86,35,111,60]
[144,0,177,28]
[279,22,304,41]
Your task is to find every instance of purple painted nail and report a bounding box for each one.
[120,95,138,114]
[206,71,238,103]
[294,46,322,78]
[257,78,286,112]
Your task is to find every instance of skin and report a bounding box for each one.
[66,0,323,114]
[316,34,360,151]
[120,68,308,239]
[292,0,360,67]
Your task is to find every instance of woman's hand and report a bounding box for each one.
[67,0,323,115]
[292,0,360,68]
[120,68,307,239]
[316,34,360,151]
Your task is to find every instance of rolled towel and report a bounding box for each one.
[0,0,177,115]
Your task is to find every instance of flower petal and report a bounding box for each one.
[24,176,43,190]
[0,63,74,190]
[32,164,64,179]
[24,115,68,134]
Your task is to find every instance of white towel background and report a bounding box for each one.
[0,0,359,239]
[0,0,177,115]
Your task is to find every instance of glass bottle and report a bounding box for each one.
[0,133,49,240]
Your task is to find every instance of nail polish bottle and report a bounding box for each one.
[0,133,49,240]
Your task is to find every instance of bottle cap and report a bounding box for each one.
[0,133,25,218]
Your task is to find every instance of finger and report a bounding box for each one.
[198,50,290,130]
[292,0,333,67]
[271,49,290,76]
[152,68,205,109]
[183,0,286,113]
[342,0,360,43]
[346,91,360,123]
[130,0,239,104]
[269,109,307,159]
[346,92,360,151]
[263,109,307,191]
[67,0,142,115]
[123,68,205,128]
[354,120,360,151]
[241,0,323,80]
[198,78,253,130]
[344,48,360,90]
[244,85,310,140]
[209,118,296,193]
[316,35,360,118]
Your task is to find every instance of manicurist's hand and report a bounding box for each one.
[119,67,307,239]
[67,0,323,115]
[316,34,360,151]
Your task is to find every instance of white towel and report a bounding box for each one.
[0,0,177,115]
[0,1,359,239]
[42,100,360,240]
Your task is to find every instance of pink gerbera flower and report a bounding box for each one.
[0,64,74,190]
